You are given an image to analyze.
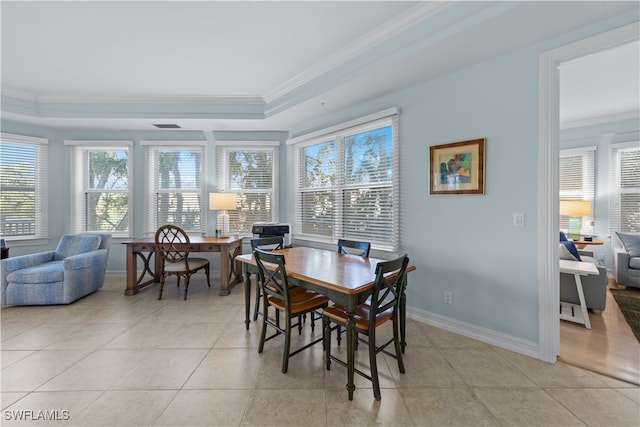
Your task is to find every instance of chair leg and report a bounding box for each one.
[253,280,261,321]
[183,275,190,300]
[158,275,165,300]
[336,325,342,345]
[258,304,268,354]
[368,329,381,401]
[205,265,211,287]
[323,317,332,370]
[282,312,292,373]
[393,317,405,374]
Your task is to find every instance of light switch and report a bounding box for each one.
[513,213,525,227]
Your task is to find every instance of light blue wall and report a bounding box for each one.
[560,117,640,269]
[1,10,637,346]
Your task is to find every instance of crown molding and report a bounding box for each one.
[262,1,454,104]
[560,109,640,129]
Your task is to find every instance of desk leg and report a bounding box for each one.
[574,273,591,329]
[125,244,138,296]
[244,270,252,330]
[345,311,356,400]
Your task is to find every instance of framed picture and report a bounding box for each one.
[429,138,485,195]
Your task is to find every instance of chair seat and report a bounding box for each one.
[324,303,393,330]
[6,261,64,284]
[268,288,329,315]
[163,257,209,273]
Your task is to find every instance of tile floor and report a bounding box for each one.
[1,276,639,426]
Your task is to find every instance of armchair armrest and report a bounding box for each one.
[1,250,56,303]
[62,249,109,302]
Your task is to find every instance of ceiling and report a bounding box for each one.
[1,1,638,132]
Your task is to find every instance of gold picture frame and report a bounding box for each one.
[429,138,486,195]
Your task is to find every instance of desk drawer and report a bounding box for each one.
[134,243,155,252]
[198,244,220,251]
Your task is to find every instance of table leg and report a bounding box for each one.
[124,244,138,296]
[573,273,591,329]
[244,270,252,330]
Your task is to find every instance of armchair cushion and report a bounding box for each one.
[6,261,63,284]
[615,232,640,257]
[54,234,101,260]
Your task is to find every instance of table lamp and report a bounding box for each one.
[209,193,236,238]
[559,200,591,240]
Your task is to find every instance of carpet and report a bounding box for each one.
[610,287,640,343]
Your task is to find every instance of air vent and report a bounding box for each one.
[152,123,181,129]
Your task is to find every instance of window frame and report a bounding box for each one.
[216,141,279,235]
[66,140,133,238]
[0,133,49,243]
[142,141,207,235]
[559,146,595,234]
[288,108,400,253]
[609,141,640,233]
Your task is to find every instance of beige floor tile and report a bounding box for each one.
[1,324,84,351]
[154,389,251,426]
[421,324,491,349]
[43,322,131,350]
[38,349,151,391]
[1,321,39,341]
[474,388,584,426]
[2,391,102,427]
[157,322,225,349]
[1,350,35,369]
[326,388,414,426]
[545,388,640,426]
[110,349,208,390]
[323,344,398,391]
[1,350,91,392]
[616,387,640,404]
[241,388,327,427]
[101,321,183,349]
[184,348,263,389]
[67,390,176,426]
[254,345,326,390]
[440,348,538,388]
[391,348,465,388]
[213,321,264,349]
[495,348,616,388]
[401,388,499,426]
[1,393,27,411]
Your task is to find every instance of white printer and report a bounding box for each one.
[251,223,291,247]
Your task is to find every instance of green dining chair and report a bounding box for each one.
[322,254,409,400]
[254,248,329,373]
[338,239,371,257]
[335,239,371,344]
[250,236,284,321]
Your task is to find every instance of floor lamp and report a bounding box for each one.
[559,200,591,240]
[209,193,236,238]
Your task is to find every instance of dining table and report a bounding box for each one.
[236,246,416,400]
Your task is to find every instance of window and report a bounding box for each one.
[559,147,595,232]
[0,133,48,241]
[67,141,132,237]
[216,143,278,234]
[289,108,399,252]
[143,142,206,234]
[609,142,640,233]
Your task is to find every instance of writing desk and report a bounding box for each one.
[122,236,243,296]
[559,259,599,329]
[236,246,415,400]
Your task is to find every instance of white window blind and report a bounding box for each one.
[609,141,640,233]
[143,142,206,235]
[559,147,595,232]
[66,141,132,237]
[0,133,49,241]
[289,109,400,252]
[216,143,278,234]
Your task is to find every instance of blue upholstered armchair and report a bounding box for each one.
[1,233,111,306]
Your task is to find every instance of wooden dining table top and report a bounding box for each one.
[236,246,416,296]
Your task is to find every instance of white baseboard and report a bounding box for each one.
[406,306,541,360]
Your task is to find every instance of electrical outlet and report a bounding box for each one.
[513,213,525,227]
[444,291,453,304]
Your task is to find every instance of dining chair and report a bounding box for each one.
[154,224,211,300]
[338,239,371,257]
[250,236,284,321]
[322,254,409,400]
[254,248,329,373]
[335,239,371,344]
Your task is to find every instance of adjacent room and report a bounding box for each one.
[1,1,639,426]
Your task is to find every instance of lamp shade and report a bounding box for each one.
[559,200,591,216]
[209,193,236,210]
